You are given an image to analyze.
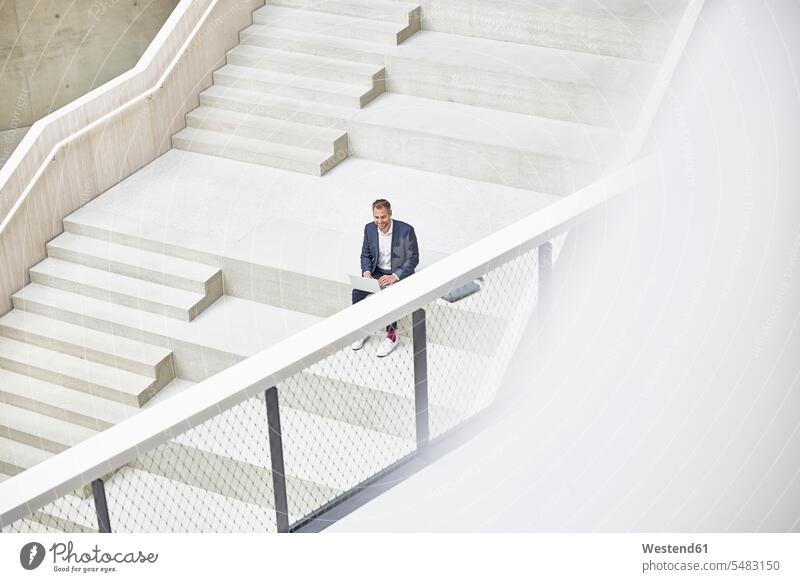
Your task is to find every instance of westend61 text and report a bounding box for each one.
[642,543,708,554]
[49,542,158,564]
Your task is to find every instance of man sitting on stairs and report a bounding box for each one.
[351,198,420,358]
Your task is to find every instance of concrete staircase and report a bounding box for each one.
[345,0,686,193]
[172,1,423,175]
[38,233,223,322]
[0,225,228,529]
[172,0,689,192]
[349,93,626,194]
[1,0,701,532]
[382,30,656,128]
[0,469,98,533]
[415,0,683,61]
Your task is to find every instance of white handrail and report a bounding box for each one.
[0,0,240,235]
[627,0,706,159]
[0,156,656,527]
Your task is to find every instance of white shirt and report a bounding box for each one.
[377,220,393,272]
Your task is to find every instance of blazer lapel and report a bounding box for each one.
[371,224,379,267]
[390,222,398,272]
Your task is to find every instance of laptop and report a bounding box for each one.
[349,274,382,293]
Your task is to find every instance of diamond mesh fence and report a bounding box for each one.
[105,395,279,533]
[425,247,540,439]
[1,243,547,533]
[1,486,99,534]
[279,331,418,527]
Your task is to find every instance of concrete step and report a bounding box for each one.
[10,284,272,383]
[30,511,97,533]
[0,473,99,533]
[1,513,64,533]
[385,30,656,128]
[128,439,341,524]
[0,337,162,408]
[0,368,135,431]
[0,401,96,454]
[199,85,352,130]
[0,309,175,382]
[3,516,95,534]
[405,299,508,356]
[268,0,421,25]
[46,231,223,297]
[349,93,625,194]
[165,392,412,496]
[61,149,560,312]
[23,234,499,363]
[301,337,493,433]
[414,0,677,61]
[279,405,414,492]
[173,126,345,176]
[253,5,416,45]
[0,395,358,531]
[186,106,348,154]
[460,0,688,22]
[227,44,384,87]
[11,283,172,347]
[1,518,56,533]
[30,258,210,322]
[0,434,52,476]
[0,472,98,533]
[276,371,463,440]
[102,464,285,532]
[240,24,386,66]
[303,335,494,408]
[12,283,247,382]
[0,437,108,506]
[143,378,419,501]
[214,64,380,109]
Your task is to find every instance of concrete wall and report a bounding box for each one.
[0,127,29,168]
[0,0,263,316]
[0,0,180,167]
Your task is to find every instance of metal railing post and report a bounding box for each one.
[412,309,430,452]
[265,387,290,533]
[91,479,112,533]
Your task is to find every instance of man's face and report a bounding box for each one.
[373,207,391,233]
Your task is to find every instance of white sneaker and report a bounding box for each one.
[351,336,369,351]
[376,337,398,358]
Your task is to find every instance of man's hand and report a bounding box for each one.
[379,274,399,287]
[363,271,373,279]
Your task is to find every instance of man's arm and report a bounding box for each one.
[393,227,420,281]
[360,224,373,277]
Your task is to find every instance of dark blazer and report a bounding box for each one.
[360,219,419,280]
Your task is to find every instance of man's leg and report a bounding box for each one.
[371,268,398,341]
[385,320,397,341]
[373,269,399,357]
[351,288,372,350]
[352,288,371,305]
[352,269,398,357]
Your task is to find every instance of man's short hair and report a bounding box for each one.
[372,199,392,213]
